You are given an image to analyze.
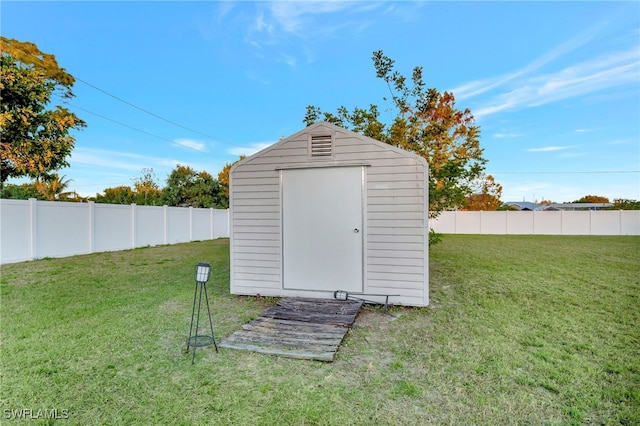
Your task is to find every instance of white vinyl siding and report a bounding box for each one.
[230,122,428,306]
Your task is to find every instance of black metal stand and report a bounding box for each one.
[186,279,218,364]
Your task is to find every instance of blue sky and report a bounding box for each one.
[3,1,639,203]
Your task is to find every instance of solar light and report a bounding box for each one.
[186,262,218,363]
[195,262,211,283]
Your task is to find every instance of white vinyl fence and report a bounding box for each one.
[2,201,638,265]
[0,199,229,264]
[430,210,640,236]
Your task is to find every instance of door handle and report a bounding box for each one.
[354,228,360,233]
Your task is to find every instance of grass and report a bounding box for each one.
[1,235,638,425]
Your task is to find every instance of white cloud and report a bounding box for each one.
[70,148,153,171]
[228,142,275,157]
[608,138,632,145]
[558,152,588,158]
[245,70,271,85]
[452,16,638,120]
[471,48,639,118]
[267,1,360,35]
[494,133,524,139]
[278,53,297,67]
[173,138,207,152]
[526,146,571,152]
[71,147,225,182]
[243,1,388,67]
[452,26,601,100]
[70,148,203,174]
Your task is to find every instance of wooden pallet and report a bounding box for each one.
[219,297,364,361]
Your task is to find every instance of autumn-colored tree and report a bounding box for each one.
[132,168,163,206]
[304,51,487,218]
[217,155,245,207]
[33,173,73,201]
[462,174,503,211]
[574,195,610,203]
[0,37,85,184]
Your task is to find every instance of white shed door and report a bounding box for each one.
[283,167,363,292]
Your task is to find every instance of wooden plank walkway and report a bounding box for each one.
[219,297,364,361]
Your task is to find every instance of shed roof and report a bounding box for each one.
[231,121,428,171]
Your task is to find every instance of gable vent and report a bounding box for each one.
[310,134,333,157]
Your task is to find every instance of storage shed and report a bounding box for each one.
[229,121,429,306]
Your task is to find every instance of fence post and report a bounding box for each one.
[28,198,37,261]
[453,210,457,234]
[619,210,622,235]
[210,208,214,240]
[189,207,193,242]
[131,203,137,248]
[163,205,168,244]
[532,211,535,235]
[89,201,95,254]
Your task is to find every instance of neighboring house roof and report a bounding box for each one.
[544,203,613,211]
[506,202,544,211]
[506,202,613,211]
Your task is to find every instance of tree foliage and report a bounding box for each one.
[33,173,74,201]
[163,164,225,208]
[462,174,503,211]
[0,37,86,184]
[132,168,163,206]
[217,155,245,208]
[0,182,42,200]
[609,199,640,210]
[94,166,225,207]
[497,203,519,211]
[95,186,136,204]
[574,195,610,203]
[304,51,487,217]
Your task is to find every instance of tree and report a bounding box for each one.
[497,203,519,211]
[190,171,224,208]
[304,50,487,218]
[33,173,73,201]
[574,195,610,203]
[0,37,86,184]
[462,174,503,211]
[132,168,163,206]
[163,165,195,207]
[163,164,225,208]
[609,199,640,210]
[95,186,136,204]
[217,155,245,207]
[0,182,42,199]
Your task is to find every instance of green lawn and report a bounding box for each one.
[1,236,638,425]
